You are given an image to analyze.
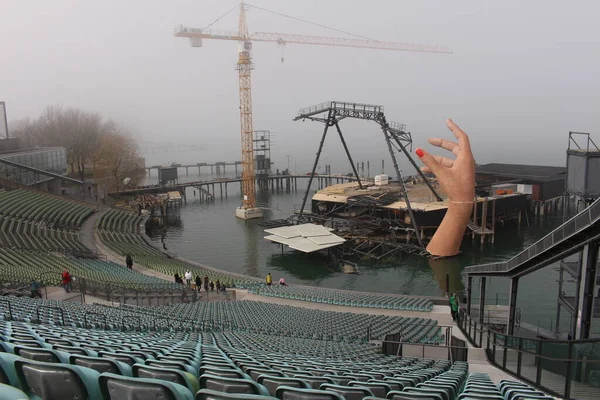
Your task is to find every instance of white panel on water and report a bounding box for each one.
[264,235,291,245]
[307,235,345,245]
[288,240,341,253]
[295,224,331,237]
[264,223,344,253]
[264,226,301,239]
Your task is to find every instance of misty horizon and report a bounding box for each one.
[1,0,598,173]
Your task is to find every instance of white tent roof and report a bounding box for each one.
[264,223,345,253]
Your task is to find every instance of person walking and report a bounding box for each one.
[203,276,209,292]
[30,279,42,298]
[209,281,215,292]
[266,273,272,286]
[125,254,133,269]
[61,270,72,293]
[195,275,202,291]
[449,293,459,321]
[184,270,192,286]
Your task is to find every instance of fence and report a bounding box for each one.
[381,336,468,362]
[457,309,600,399]
[382,324,468,363]
[71,276,199,306]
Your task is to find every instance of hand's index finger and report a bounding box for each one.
[446,119,471,151]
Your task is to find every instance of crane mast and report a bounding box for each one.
[234,3,260,217]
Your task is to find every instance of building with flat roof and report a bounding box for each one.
[475,163,566,202]
[0,138,69,192]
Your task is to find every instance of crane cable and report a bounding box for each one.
[246,3,377,41]
[202,3,240,31]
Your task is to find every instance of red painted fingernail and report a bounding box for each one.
[416,148,424,158]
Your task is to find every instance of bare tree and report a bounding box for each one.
[10,105,105,180]
[71,111,102,181]
[93,131,144,191]
[8,117,37,147]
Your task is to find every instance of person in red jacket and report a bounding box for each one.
[61,270,72,293]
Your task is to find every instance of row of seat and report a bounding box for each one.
[0,248,180,292]
[247,284,433,312]
[460,371,554,400]
[0,189,94,229]
[0,295,443,343]
[0,216,88,253]
[0,317,551,400]
[95,209,142,234]
[0,189,96,256]
[96,209,434,312]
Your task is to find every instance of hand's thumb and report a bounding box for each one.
[415,148,442,176]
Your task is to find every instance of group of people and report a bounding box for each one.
[27,270,72,299]
[174,270,227,292]
[265,273,286,286]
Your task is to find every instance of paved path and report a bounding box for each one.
[79,210,103,251]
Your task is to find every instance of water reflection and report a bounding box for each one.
[242,219,260,277]
[266,252,336,281]
[428,257,465,296]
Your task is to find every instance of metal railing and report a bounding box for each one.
[297,101,384,117]
[466,196,600,275]
[35,305,64,326]
[457,309,600,399]
[72,276,197,306]
[381,338,468,362]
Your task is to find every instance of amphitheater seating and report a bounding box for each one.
[0,296,442,343]
[96,208,143,233]
[97,209,434,312]
[0,248,180,292]
[0,189,95,253]
[0,314,550,399]
[248,285,433,312]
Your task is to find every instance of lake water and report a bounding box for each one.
[143,172,569,334]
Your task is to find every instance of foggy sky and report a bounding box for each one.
[1,0,598,174]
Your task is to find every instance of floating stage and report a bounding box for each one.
[268,100,531,260]
[264,223,345,253]
[309,181,528,230]
[276,180,530,260]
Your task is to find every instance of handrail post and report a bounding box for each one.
[564,340,573,399]
[35,305,65,326]
[121,315,141,332]
[84,311,108,330]
[517,337,523,376]
[153,317,171,332]
[0,298,13,321]
[536,340,543,386]
[492,332,497,362]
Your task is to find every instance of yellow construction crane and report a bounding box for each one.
[174,2,451,220]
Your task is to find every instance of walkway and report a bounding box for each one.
[466,196,600,278]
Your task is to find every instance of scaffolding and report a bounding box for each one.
[293,100,441,250]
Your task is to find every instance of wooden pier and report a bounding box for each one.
[109,174,359,200]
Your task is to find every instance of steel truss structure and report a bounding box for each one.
[293,101,441,250]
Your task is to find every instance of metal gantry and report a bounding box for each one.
[293,101,442,249]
